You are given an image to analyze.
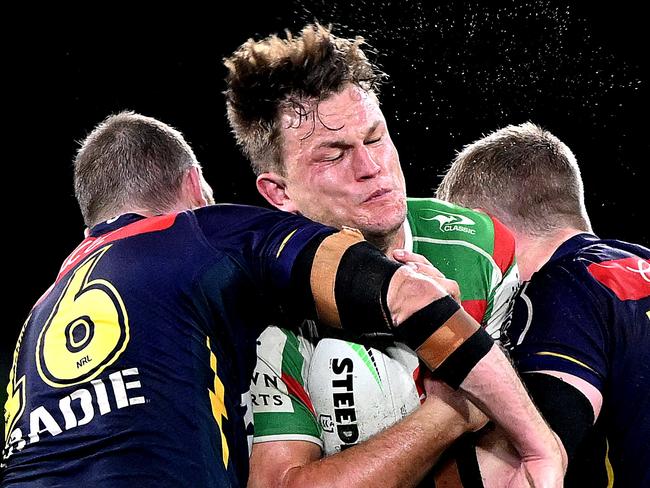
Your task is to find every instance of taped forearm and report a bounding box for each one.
[393,300,493,388]
[300,228,492,388]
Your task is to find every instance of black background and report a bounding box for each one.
[2,1,647,438]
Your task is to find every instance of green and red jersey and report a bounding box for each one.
[251,198,519,453]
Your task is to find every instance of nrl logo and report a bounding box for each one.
[420,209,477,235]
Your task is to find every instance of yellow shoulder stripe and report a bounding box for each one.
[535,351,597,374]
[276,229,299,258]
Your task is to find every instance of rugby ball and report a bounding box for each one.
[307,338,423,455]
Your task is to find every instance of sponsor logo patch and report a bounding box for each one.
[319,414,334,433]
[420,209,477,235]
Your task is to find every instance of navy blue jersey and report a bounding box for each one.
[2,205,333,487]
[504,234,650,487]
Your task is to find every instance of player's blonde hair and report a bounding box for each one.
[437,122,591,235]
[224,23,386,175]
[74,111,199,227]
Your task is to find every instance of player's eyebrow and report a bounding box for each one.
[314,121,382,150]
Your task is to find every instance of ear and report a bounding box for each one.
[256,172,299,213]
[185,166,209,208]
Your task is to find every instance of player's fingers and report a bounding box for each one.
[393,249,445,278]
[437,277,461,302]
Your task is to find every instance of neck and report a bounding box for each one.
[366,225,405,256]
[108,198,195,223]
[514,227,584,281]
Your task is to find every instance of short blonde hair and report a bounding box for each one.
[74,111,198,227]
[437,122,591,235]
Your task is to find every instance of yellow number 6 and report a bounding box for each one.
[36,246,129,388]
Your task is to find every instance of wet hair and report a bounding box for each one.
[224,23,386,175]
[436,122,591,235]
[74,111,199,227]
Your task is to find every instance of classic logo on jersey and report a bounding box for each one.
[36,246,130,388]
[420,209,477,235]
[587,257,650,301]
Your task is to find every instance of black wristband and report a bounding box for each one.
[522,372,594,460]
[433,328,493,389]
[392,295,460,349]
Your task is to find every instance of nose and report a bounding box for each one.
[352,146,381,180]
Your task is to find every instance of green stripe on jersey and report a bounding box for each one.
[407,198,501,302]
[252,326,321,441]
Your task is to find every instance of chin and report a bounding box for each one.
[360,207,406,237]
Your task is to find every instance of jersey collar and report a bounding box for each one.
[89,213,148,237]
[402,219,414,253]
[548,233,599,263]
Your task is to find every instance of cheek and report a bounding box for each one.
[290,175,345,213]
[377,146,404,179]
[305,166,352,196]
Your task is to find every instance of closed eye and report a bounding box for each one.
[322,151,345,162]
[365,136,382,145]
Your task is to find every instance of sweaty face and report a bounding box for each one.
[279,85,407,240]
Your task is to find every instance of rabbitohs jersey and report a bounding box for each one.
[251,198,519,454]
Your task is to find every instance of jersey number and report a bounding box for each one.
[36,246,130,388]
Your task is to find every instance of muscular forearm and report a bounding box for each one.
[386,268,564,473]
[249,398,469,488]
[460,346,565,468]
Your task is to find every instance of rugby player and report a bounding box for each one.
[437,122,650,487]
[2,112,559,487]
[224,24,564,487]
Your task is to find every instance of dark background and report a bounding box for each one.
[3,1,647,439]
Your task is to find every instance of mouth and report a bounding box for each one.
[363,188,392,203]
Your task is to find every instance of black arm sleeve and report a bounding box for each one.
[522,372,595,461]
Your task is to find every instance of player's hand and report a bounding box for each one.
[422,369,488,433]
[507,459,560,488]
[392,249,461,302]
[507,433,567,488]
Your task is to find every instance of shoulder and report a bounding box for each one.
[548,236,650,303]
[193,204,303,232]
[406,197,515,274]
[192,205,334,277]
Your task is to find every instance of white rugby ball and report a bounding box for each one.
[307,338,423,455]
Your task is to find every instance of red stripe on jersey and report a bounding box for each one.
[56,214,178,286]
[488,214,516,275]
[412,365,426,404]
[282,372,317,416]
[461,299,488,325]
[588,257,650,301]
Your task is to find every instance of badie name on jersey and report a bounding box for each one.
[2,368,145,464]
